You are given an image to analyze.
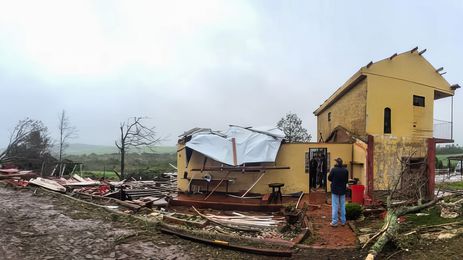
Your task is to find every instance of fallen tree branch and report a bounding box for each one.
[361,215,392,249]
[366,193,463,259]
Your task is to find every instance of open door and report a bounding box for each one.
[306,148,329,192]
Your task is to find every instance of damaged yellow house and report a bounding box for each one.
[176,48,459,203]
[314,48,458,199]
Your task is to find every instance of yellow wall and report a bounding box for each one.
[366,75,434,138]
[317,79,367,140]
[364,51,453,96]
[315,51,454,141]
[372,135,428,190]
[352,139,368,186]
[176,143,363,194]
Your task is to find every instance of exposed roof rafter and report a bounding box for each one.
[389,53,397,60]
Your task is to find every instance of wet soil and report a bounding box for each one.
[299,191,358,248]
[0,187,364,259]
[0,187,244,260]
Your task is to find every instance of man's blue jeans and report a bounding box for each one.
[331,193,346,225]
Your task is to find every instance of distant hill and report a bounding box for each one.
[57,143,176,155]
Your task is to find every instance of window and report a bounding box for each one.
[328,112,331,122]
[384,107,391,134]
[413,95,425,107]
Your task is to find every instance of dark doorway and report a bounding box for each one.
[306,148,329,192]
[400,157,428,200]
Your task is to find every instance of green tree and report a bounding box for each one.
[277,112,311,143]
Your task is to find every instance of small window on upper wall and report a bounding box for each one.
[384,107,391,134]
[328,112,331,122]
[413,95,425,107]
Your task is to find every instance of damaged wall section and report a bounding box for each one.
[177,143,364,195]
[372,135,429,194]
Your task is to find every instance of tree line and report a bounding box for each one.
[0,114,162,180]
[1,112,311,179]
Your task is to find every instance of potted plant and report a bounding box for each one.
[283,204,301,224]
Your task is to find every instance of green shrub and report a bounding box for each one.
[345,203,363,220]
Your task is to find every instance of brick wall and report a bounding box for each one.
[317,80,367,141]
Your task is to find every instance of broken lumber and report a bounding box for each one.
[29,177,66,192]
[192,206,260,232]
[160,227,293,257]
[74,191,141,211]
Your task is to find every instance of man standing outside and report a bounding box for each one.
[328,157,349,227]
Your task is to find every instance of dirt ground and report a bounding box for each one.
[0,187,364,259]
[299,191,357,249]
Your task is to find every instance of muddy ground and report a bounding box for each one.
[0,187,365,259]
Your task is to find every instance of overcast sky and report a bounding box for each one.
[1,0,462,147]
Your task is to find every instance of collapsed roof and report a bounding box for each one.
[183,126,285,166]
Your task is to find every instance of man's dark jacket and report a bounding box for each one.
[309,158,318,174]
[328,165,349,195]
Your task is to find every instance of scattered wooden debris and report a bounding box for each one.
[0,169,37,180]
[192,206,262,232]
[163,212,208,228]
[160,227,293,257]
[29,177,66,192]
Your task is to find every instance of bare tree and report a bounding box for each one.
[57,110,77,176]
[277,112,311,143]
[115,117,161,180]
[0,118,51,167]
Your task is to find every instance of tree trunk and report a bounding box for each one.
[366,197,441,259]
[58,143,63,177]
[120,147,125,180]
[366,211,400,259]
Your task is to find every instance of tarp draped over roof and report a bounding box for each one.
[185,126,285,166]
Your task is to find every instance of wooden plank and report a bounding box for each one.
[192,206,259,232]
[232,138,237,166]
[295,192,304,209]
[240,172,266,198]
[203,171,230,201]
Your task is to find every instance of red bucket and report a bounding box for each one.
[351,184,365,205]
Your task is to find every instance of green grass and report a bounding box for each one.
[405,206,463,226]
[437,181,463,191]
[58,143,176,155]
[436,153,463,168]
[81,171,119,180]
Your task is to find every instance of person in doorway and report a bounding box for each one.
[316,153,324,189]
[309,154,318,191]
[328,157,349,227]
[319,153,327,189]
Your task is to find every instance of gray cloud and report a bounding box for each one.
[1,0,462,147]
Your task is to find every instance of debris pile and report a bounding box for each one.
[439,198,463,219]
[0,168,37,180]
[0,166,178,213]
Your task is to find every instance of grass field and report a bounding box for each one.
[437,153,463,168]
[81,171,119,180]
[59,143,176,155]
[437,181,463,191]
